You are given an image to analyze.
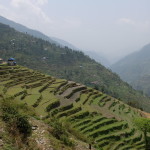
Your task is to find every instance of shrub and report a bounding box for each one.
[39,79,54,93]
[49,117,74,147]
[46,100,60,112]
[82,93,93,105]
[70,111,89,121]
[3,87,7,94]
[50,103,73,116]
[53,81,68,94]
[59,83,76,95]
[32,95,43,107]
[14,90,27,97]
[65,86,87,99]
[57,107,81,118]
[20,90,28,100]
[1,99,32,138]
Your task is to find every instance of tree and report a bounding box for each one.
[134,117,150,150]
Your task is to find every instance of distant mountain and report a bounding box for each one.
[84,51,110,67]
[111,43,150,96]
[0,22,150,112]
[0,15,77,49]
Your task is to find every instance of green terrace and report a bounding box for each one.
[0,65,145,150]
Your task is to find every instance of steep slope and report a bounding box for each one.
[0,15,77,49]
[111,43,150,96]
[0,23,150,112]
[0,65,147,150]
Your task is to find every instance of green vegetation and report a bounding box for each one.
[1,99,32,138]
[0,65,147,149]
[0,23,150,112]
[46,100,60,112]
[48,117,74,147]
[134,117,150,149]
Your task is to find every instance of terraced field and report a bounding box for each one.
[0,65,145,150]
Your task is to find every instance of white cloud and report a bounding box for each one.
[0,0,82,38]
[118,18,150,32]
[7,0,53,31]
[119,18,135,25]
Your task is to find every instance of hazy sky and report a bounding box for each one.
[0,0,150,63]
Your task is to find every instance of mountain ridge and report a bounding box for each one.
[111,43,150,96]
[0,15,77,49]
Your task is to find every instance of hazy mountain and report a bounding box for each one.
[84,51,110,67]
[111,43,150,96]
[0,15,77,49]
[1,22,150,112]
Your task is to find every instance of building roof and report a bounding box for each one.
[8,58,15,61]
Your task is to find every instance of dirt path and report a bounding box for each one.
[29,118,54,150]
[30,118,96,150]
[139,110,150,119]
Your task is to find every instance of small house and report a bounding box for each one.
[7,58,16,66]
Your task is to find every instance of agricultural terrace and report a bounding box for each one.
[0,65,145,150]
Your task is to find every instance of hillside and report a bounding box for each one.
[111,43,150,96]
[0,64,149,150]
[0,23,150,112]
[0,15,77,50]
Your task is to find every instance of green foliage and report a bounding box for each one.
[46,100,60,112]
[57,107,81,118]
[134,117,150,133]
[50,104,73,116]
[69,111,89,121]
[32,94,42,107]
[134,117,150,149]
[49,117,74,147]
[0,99,32,138]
